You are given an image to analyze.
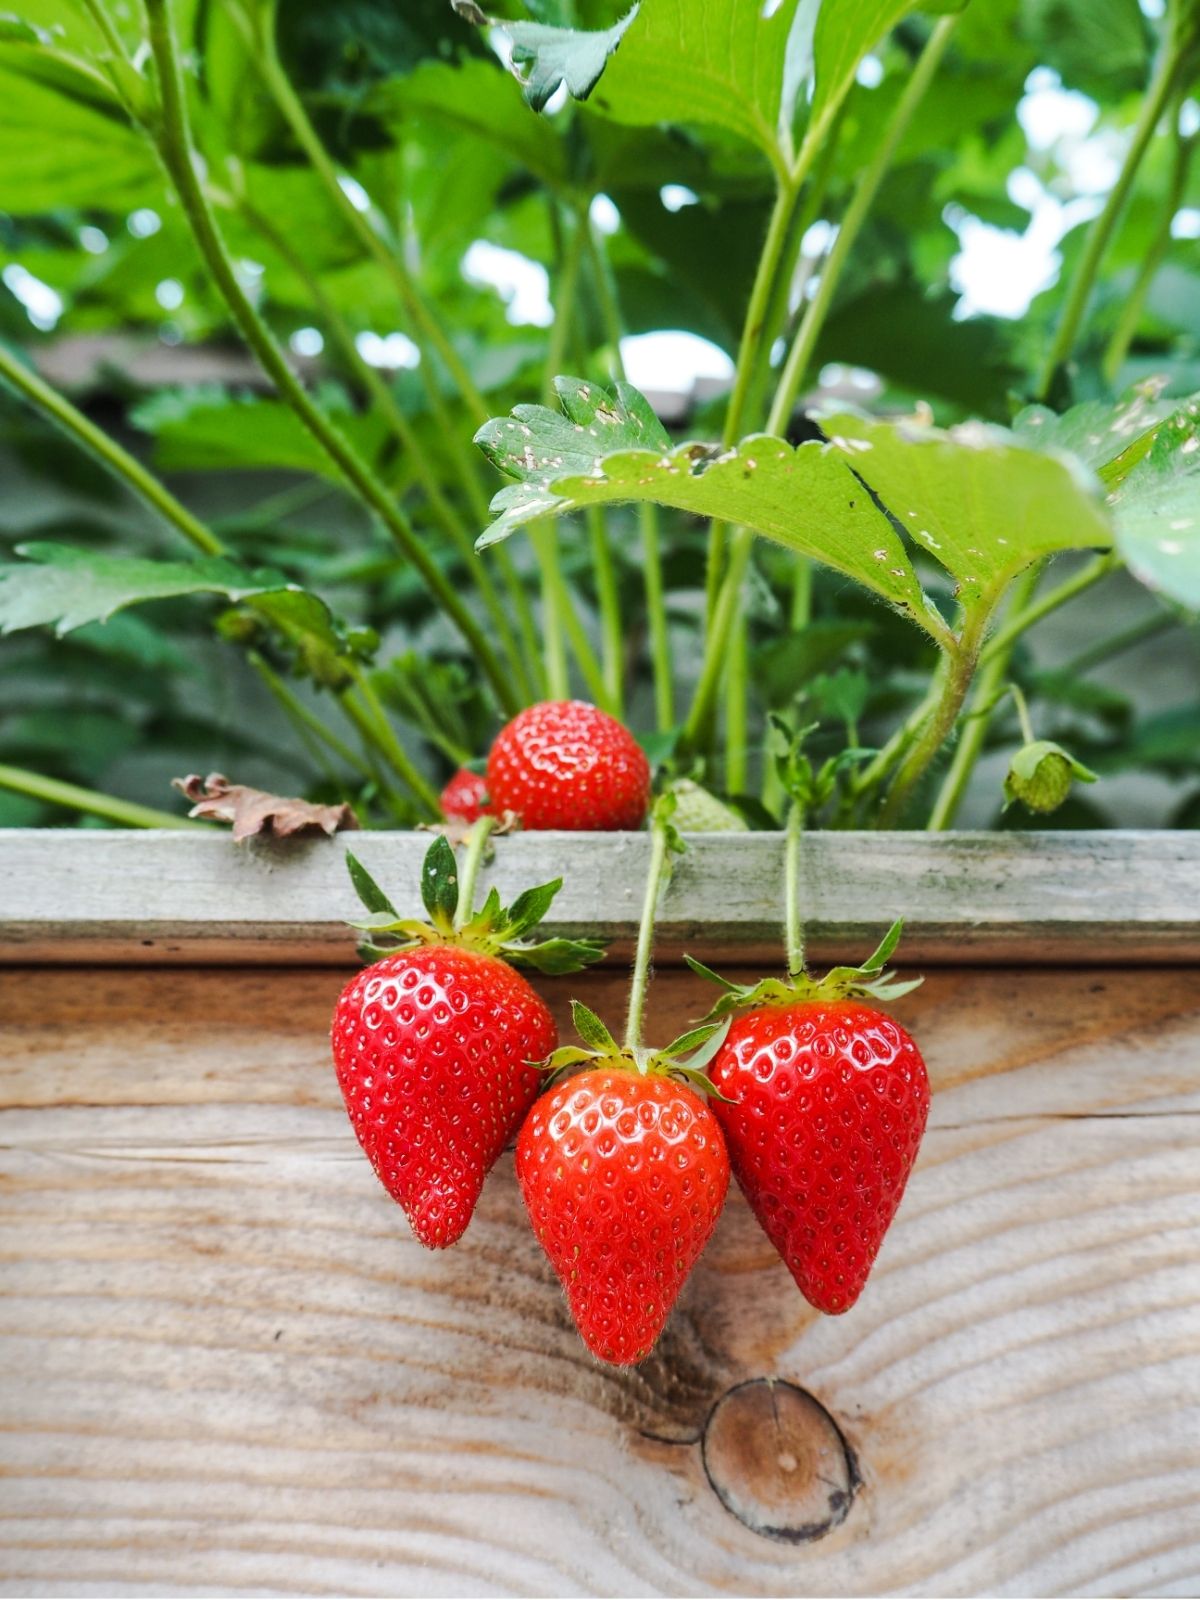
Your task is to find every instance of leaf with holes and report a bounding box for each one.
[819,412,1113,610]
[1106,395,1200,609]
[475,380,937,636]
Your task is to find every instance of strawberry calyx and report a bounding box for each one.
[539,1000,733,1099]
[344,834,605,975]
[685,918,923,1023]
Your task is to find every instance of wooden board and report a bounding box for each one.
[2,963,1198,1596]
[3,829,1200,965]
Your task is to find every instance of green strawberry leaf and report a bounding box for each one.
[420,835,460,932]
[1105,394,1200,610]
[494,6,639,111]
[1013,380,1178,486]
[662,1018,732,1075]
[540,1044,600,1074]
[0,542,300,634]
[344,851,398,918]
[477,381,939,639]
[819,411,1114,612]
[571,999,619,1054]
[509,936,608,975]
[481,0,801,172]
[475,374,669,498]
[502,877,563,939]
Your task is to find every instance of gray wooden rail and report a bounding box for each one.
[2,828,1198,964]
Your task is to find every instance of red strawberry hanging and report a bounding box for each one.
[690,922,929,1314]
[487,700,651,831]
[516,1001,731,1365]
[332,827,604,1248]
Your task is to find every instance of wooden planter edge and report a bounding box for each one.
[2,828,1198,966]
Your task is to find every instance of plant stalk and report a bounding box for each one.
[0,763,208,830]
[0,345,224,556]
[1036,37,1185,400]
[1103,104,1196,385]
[236,196,534,697]
[623,801,675,1054]
[879,605,990,827]
[769,14,960,435]
[584,222,668,727]
[784,798,807,978]
[142,0,519,713]
[342,673,439,816]
[454,813,497,926]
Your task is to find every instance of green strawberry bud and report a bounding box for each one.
[669,779,749,833]
[1003,739,1097,815]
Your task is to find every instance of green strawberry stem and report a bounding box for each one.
[454,814,497,929]
[623,800,675,1053]
[784,798,807,980]
[1010,683,1036,746]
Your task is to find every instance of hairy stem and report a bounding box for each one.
[978,552,1118,667]
[784,798,807,978]
[624,801,675,1053]
[454,813,498,926]
[879,606,990,827]
[0,762,208,830]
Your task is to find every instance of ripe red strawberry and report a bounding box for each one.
[440,766,490,824]
[711,999,928,1313]
[332,835,603,1248]
[487,700,651,831]
[516,1004,730,1365]
[691,923,928,1313]
[334,945,554,1247]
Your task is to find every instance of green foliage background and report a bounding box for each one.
[0,0,1197,830]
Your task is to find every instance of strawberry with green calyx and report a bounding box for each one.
[332,819,604,1249]
[1002,686,1097,816]
[688,794,930,1316]
[516,795,732,1366]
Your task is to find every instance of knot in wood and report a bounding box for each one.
[701,1378,857,1543]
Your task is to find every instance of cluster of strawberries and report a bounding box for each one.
[332,701,929,1367]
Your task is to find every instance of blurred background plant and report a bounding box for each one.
[0,0,1197,832]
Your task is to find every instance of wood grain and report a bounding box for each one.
[4,829,1200,965]
[2,964,1198,1596]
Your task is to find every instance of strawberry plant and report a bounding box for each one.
[0,0,1197,827]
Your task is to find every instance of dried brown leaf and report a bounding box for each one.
[172,773,359,843]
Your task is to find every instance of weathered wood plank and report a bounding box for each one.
[1,965,1197,1596]
[3,829,1200,965]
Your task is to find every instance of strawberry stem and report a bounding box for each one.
[454,814,497,929]
[623,800,675,1054]
[785,798,807,979]
[1010,682,1036,747]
